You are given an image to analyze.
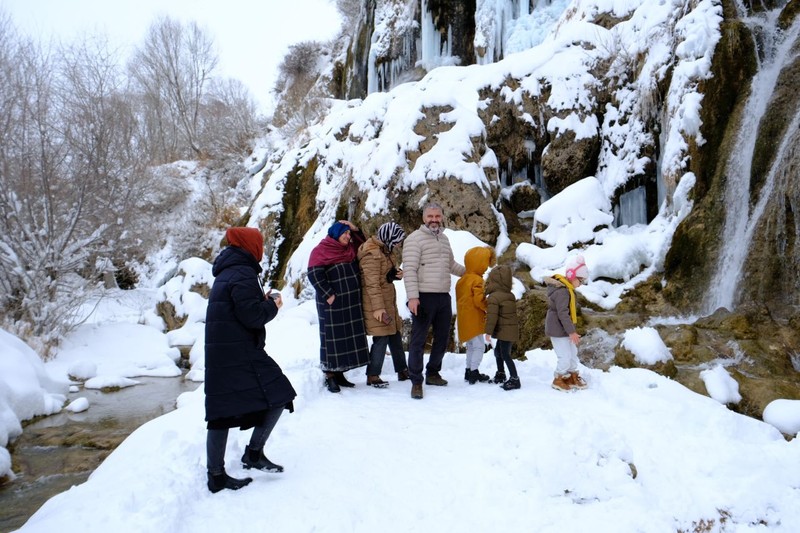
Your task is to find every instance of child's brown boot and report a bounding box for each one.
[568,371,588,390]
[551,374,571,392]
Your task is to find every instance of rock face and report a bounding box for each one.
[501,280,800,422]
[427,0,476,64]
[739,42,800,310]
[541,130,601,195]
[586,284,800,422]
[252,0,800,427]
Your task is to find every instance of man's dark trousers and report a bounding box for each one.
[407,293,452,385]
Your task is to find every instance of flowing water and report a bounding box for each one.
[0,375,199,532]
[707,9,800,312]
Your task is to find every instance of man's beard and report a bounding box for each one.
[425,222,441,234]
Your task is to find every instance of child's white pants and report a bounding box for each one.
[465,335,484,370]
[550,336,578,376]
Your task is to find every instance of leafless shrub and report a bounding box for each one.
[276,41,321,87]
[272,41,331,137]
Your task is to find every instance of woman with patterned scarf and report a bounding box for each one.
[357,221,410,387]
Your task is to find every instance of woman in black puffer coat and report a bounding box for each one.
[204,227,296,494]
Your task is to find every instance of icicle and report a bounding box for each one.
[615,186,647,227]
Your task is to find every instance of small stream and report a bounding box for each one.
[0,375,199,532]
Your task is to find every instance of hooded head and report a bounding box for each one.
[464,246,495,275]
[565,255,589,282]
[225,227,264,262]
[486,264,512,293]
[377,221,405,252]
[327,222,351,241]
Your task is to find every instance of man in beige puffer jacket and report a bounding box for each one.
[403,203,466,399]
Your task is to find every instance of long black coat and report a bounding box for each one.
[205,246,296,426]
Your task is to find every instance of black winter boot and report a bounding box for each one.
[242,445,284,473]
[207,470,252,493]
[493,370,507,384]
[464,368,470,382]
[501,377,521,391]
[333,371,355,388]
[468,369,491,384]
[325,374,341,393]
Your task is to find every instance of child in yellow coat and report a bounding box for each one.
[455,246,495,384]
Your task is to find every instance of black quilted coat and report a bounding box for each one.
[204,246,296,427]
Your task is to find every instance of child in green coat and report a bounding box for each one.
[485,264,520,391]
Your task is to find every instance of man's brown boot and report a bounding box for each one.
[411,383,423,399]
[425,372,448,386]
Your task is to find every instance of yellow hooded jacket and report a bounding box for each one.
[455,246,495,342]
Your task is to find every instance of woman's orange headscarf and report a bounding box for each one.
[225,227,263,262]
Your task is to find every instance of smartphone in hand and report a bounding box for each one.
[380,311,392,324]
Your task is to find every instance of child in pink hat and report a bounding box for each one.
[544,255,589,391]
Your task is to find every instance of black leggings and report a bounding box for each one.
[495,340,517,379]
[206,405,284,474]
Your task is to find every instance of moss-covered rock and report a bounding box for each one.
[515,288,551,358]
[733,372,800,420]
[272,158,320,290]
[155,300,187,332]
[613,344,678,378]
[538,288,800,423]
[778,0,800,29]
[689,17,757,198]
[662,202,723,312]
[478,81,547,187]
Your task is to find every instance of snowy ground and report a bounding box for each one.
[6,280,800,532]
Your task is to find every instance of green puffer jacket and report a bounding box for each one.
[484,265,519,342]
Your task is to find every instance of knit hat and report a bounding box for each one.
[377,222,405,252]
[226,227,263,262]
[327,222,351,240]
[565,254,589,282]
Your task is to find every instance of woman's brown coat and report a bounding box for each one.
[357,236,402,336]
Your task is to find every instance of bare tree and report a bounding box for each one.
[0,11,262,353]
[57,34,158,261]
[203,77,262,155]
[0,27,87,347]
[129,16,219,160]
[0,27,156,352]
